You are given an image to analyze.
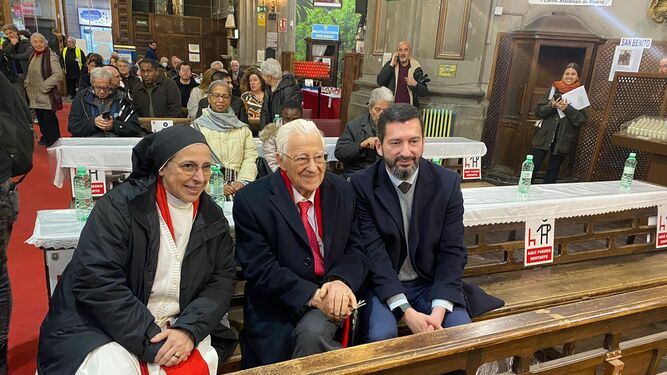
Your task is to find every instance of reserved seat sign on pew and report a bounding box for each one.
[658,202,667,249]
[151,120,174,133]
[462,156,481,180]
[524,217,555,267]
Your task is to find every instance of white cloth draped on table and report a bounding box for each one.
[75,192,218,375]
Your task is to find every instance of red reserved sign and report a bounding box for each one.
[91,182,105,196]
[658,203,667,249]
[462,156,481,180]
[524,217,555,267]
[526,246,553,264]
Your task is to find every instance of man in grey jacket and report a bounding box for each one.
[335,87,393,179]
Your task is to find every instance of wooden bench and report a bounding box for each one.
[227,284,667,374]
[137,117,192,133]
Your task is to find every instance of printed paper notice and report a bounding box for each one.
[188,44,200,53]
[462,156,481,180]
[189,53,200,62]
[558,85,591,118]
[658,202,667,249]
[524,218,555,267]
[151,120,173,133]
[609,46,643,81]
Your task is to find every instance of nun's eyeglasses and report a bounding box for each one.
[169,161,212,176]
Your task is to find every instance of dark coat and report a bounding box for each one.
[350,158,467,305]
[37,176,237,374]
[196,95,249,124]
[376,60,428,108]
[68,87,145,137]
[259,73,302,129]
[122,75,141,92]
[334,113,380,179]
[231,69,244,97]
[131,74,183,118]
[233,171,368,368]
[1,36,33,79]
[144,47,158,62]
[532,88,588,155]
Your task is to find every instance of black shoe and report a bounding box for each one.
[38,139,46,146]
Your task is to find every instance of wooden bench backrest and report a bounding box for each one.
[229,284,667,375]
[138,118,193,132]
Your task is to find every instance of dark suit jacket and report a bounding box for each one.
[350,158,467,306]
[334,113,380,179]
[233,171,368,368]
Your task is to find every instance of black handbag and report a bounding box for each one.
[462,282,505,318]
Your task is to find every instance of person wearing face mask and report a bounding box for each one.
[376,41,428,108]
[531,62,588,184]
[37,125,237,375]
[335,87,393,179]
[24,32,63,146]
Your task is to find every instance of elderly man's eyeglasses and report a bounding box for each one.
[93,85,111,92]
[169,161,213,176]
[281,153,326,166]
[210,93,231,101]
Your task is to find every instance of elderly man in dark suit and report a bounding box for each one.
[350,104,501,343]
[233,119,368,368]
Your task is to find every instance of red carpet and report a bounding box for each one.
[7,104,72,374]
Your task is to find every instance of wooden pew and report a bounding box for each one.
[227,285,667,374]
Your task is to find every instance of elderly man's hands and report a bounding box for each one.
[360,136,378,150]
[151,328,195,367]
[94,116,113,131]
[310,280,357,321]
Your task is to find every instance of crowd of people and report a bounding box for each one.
[1,25,667,374]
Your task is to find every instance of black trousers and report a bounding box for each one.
[0,180,18,375]
[66,76,78,98]
[531,147,566,184]
[34,109,61,146]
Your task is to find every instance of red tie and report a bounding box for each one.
[297,200,325,277]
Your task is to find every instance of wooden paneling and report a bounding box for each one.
[340,53,364,126]
[111,0,134,45]
[434,0,471,60]
[0,0,8,27]
[370,0,386,56]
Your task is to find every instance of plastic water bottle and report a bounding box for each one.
[274,114,282,128]
[209,164,225,206]
[620,152,637,192]
[73,167,93,222]
[518,155,534,195]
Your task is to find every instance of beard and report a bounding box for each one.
[386,155,418,180]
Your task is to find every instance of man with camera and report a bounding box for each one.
[68,67,145,137]
[377,41,428,108]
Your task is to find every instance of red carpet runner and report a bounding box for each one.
[7,104,72,374]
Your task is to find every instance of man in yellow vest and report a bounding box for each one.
[61,37,86,99]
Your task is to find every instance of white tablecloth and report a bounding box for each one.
[48,138,141,188]
[462,181,667,227]
[28,181,667,249]
[422,137,487,159]
[26,202,235,250]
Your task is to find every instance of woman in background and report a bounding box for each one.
[240,67,265,133]
[188,68,217,118]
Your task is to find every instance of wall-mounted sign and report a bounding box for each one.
[528,0,612,5]
[279,18,287,33]
[257,12,266,27]
[267,32,278,48]
[314,0,342,8]
[620,38,652,49]
[311,24,339,41]
[438,64,457,78]
[78,8,113,27]
[256,5,267,13]
[268,13,277,21]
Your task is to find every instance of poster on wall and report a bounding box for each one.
[78,8,113,27]
[608,46,643,81]
[188,44,200,53]
[189,53,200,62]
[314,0,342,8]
[528,0,612,5]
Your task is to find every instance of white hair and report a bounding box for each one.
[369,86,394,108]
[90,67,112,83]
[67,36,76,43]
[30,32,47,44]
[210,61,224,69]
[276,119,325,155]
[260,58,282,80]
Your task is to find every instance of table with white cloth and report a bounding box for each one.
[26,202,235,299]
[28,181,667,299]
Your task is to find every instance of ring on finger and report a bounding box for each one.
[173,353,180,358]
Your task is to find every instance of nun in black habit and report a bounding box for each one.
[37,125,237,375]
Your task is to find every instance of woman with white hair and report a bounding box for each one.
[258,58,301,129]
[334,86,393,179]
[24,32,63,146]
[210,61,225,72]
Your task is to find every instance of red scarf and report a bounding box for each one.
[279,170,352,347]
[552,80,581,94]
[141,178,207,375]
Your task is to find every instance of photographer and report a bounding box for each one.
[376,41,428,108]
[68,67,145,137]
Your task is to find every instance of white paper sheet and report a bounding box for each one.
[558,85,590,118]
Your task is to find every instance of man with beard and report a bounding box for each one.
[376,41,427,108]
[350,104,477,342]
